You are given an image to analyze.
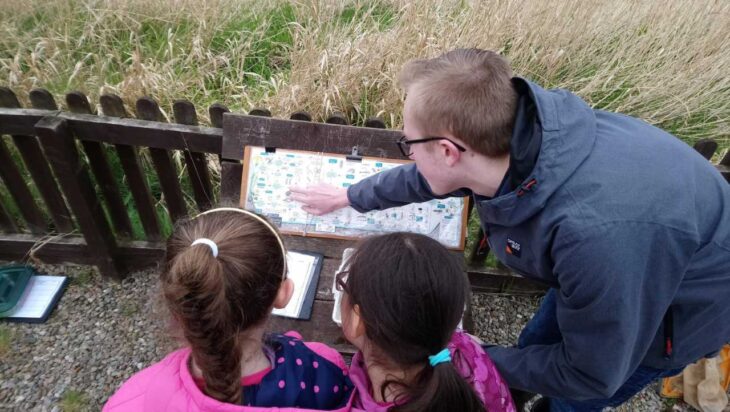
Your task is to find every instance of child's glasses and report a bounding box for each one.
[335,270,349,292]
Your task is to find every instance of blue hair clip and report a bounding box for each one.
[428,348,451,367]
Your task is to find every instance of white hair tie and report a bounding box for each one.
[194,207,288,279]
[191,238,218,257]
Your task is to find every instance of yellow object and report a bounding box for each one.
[660,345,730,412]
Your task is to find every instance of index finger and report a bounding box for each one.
[288,185,309,195]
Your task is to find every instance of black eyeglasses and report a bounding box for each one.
[396,135,467,157]
[335,270,349,293]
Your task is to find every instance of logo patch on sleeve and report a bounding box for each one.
[506,238,522,258]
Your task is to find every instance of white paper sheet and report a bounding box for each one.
[272,251,319,319]
[2,275,66,319]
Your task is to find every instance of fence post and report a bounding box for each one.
[173,100,214,211]
[0,88,50,234]
[135,97,188,222]
[66,91,134,238]
[35,116,123,280]
[100,94,161,241]
[693,139,718,160]
[211,104,242,205]
[0,200,17,233]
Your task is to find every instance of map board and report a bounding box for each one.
[240,146,468,249]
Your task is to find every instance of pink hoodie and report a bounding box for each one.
[347,330,516,412]
[103,332,354,412]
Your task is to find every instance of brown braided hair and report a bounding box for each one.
[160,209,285,404]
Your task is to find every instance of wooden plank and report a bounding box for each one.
[313,258,341,301]
[53,111,222,153]
[0,107,57,135]
[0,138,47,234]
[693,139,718,160]
[222,113,403,161]
[65,92,133,238]
[0,233,164,272]
[467,264,547,295]
[284,235,358,260]
[220,160,242,204]
[0,87,22,108]
[290,111,312,122]
[719,165,730,183]
[267,298,355,355]
[1,88,74,233]
[99,94,129,118]
[173,100,214,211]
[720,150,730,183]
[35,116,123,280]
[0,201,17,233]
[326,112,348,125]
[208,103,229,129]
[249,108,272,117]
[100,94,161,241]
[215,104,239,205]
[364,117,386,129]
[29,88,58,110]
[135,97,188,222]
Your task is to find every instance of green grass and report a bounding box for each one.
[337,1,397,31]
[0,325,12,357]
[0,0,727,257]
[70,267,95,286]
[121,302,139,316]
[59,390,90,412]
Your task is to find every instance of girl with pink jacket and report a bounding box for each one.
[336,233,516,412]
[104,208,353,411]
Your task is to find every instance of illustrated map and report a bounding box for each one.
[241,147,467,249]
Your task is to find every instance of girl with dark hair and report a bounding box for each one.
[104,208,354,411]
[338,232,515,412]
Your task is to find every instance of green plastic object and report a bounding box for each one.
[0,265,33,315]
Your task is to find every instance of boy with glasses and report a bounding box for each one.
[288,49,730,411]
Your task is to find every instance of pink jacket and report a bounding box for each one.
[348,330,516,412]
[103,332,354,412]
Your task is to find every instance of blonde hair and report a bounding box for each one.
[398,49,518,157]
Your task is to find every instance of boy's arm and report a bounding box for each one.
[290,163,471,215]
[487,222,695,400]
[347,163,471,212]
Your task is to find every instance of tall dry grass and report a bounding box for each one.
[0,0,728,148]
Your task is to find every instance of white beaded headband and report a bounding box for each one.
[191,207,288,279]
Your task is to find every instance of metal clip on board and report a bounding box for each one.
[346,146,362,162]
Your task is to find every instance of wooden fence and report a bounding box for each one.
[0,86,728,294]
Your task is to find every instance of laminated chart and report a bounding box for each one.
[241,146,468,249]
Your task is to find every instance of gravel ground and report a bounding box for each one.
[0,263,716,411]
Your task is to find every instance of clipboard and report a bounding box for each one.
[0,275,69,323]
[272,250,324,320]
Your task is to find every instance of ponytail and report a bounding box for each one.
[393,363,485,412]
[160,209,286,405]
[164,243,244,404]
[343,233,485,412]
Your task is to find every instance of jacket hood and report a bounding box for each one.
[478,78,597,226]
